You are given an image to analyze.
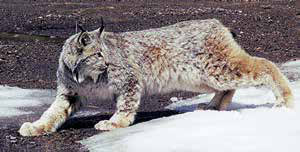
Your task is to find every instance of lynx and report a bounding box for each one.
[19,19,294,136]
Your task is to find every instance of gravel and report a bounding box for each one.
[0,0,299,151]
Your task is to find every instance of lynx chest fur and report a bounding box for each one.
[19,19,293,136]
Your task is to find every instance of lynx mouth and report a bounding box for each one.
[72,63,108,84]
[72,68,107,84]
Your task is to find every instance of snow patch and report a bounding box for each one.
[280,60,300,81]
[81,81,300,152]
[0,86,55,117]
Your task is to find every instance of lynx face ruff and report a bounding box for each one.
[19,19,294,136]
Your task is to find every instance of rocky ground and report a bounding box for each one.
[0,0,299,151]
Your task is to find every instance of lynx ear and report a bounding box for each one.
[78,32,91,46]
[99,17,105,37]
[76,23,91,46]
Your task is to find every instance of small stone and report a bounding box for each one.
[107,6,115,9]
[216,8,225,12]
[255,47,263,51]
[170,97,178,102]
[0,58,5,63]
[261,5,272,9]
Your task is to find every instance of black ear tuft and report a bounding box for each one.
[78,24,86,32]
[76,23,86,45]
[99,17,105,36]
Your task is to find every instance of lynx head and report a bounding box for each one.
[61,19,108,84]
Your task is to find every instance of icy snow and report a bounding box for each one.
[80,60,300,152]
[0,86,55,117]
[81,81,300,152]
[280,60,300,81]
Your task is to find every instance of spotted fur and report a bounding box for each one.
[19,19,294,136]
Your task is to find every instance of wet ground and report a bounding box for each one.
[0,0,299,151]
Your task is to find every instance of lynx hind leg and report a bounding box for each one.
[198,91,225,110]
[19,92,82,136]
[256,58,294,108]
[199,90,235,111]
[218,90,235,110]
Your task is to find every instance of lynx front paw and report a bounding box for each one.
[19,122,45,137]
[94,120,125,131]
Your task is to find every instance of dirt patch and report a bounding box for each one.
[0,0,299,151]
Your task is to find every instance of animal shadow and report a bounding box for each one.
[59,110,181,131]
[60,101,273,131]
[172,102,274,112]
